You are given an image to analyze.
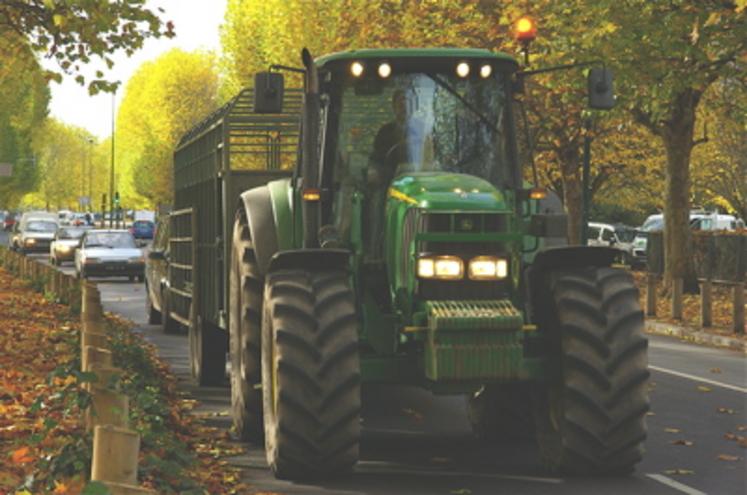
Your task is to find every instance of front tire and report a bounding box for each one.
[229,213,264,441]
[262,270,360,479]
[534,267,649,475]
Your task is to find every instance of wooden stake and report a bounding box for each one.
[83,345,113,372]
[86,388,129,431]
[671,277,683,320]
[646,274,657,317]
[734,282,745,335]
[91,425,140,485]
[700,279,712,328]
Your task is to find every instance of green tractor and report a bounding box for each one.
[173,46,649,480]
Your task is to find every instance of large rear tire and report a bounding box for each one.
[535,266,649,475]
[229,213,264,442]
[189,316,227,386]
[262,270,360,479]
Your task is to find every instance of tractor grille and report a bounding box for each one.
[402,210,510,301]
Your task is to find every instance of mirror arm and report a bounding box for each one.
[517,60,605,78]
[269,64,306,75]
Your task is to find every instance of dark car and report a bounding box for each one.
[145,215,180,333]
[130,220,155,240]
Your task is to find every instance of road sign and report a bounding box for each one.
[0,163,12,177]
[79,196,90,206]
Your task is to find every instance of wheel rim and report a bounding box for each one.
[271,330,278,416]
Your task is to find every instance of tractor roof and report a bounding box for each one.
[315,48,517,68]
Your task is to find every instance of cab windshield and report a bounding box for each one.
[328,71,512,188]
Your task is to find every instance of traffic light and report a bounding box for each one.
[114,191,120,207]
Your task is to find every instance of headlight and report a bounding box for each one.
[417,256,464,280]
[25,238,36,245]
[128,256,145,264]
[468,256,509,280]
[58,245,72,252]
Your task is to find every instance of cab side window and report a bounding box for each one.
[602,229,615,242]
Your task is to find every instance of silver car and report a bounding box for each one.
[50,226,88,265]
[75,229,145,282]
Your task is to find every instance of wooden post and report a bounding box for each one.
[700,279,712,328]
[87,388,129,431]
[82,332,109,354]
[646,274,657,317]
[91,425,140,485]
[83,345,113,372]
[734,282,745,335]
[671,277,684,320]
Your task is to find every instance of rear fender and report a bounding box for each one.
[524,246,620,326]
[267,249,351,274]
[238,179,294,276]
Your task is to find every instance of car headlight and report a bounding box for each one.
[25,238,36,245]
[58,245,72,252]
[468,256,508,280]
[128,256,145,264]
[417,256,464,280]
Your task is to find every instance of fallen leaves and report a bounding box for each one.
[710,367,722,374]
[664,468,695,475]
[716,454,741,462]
[402,407,424,422]
[665,427,682,433]
[671,439,694,446]
[697,385,712,393]
[717,407,736,414]
[11,447,34,464]
[724,432,747,448]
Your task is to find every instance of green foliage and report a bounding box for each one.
[0,0,174,94]
[117,49,219,207]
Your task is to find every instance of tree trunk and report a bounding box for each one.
[559,147,582,245]
[660,89,701,284]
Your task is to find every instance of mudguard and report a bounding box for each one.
[524,245,621,326]
[267,249,351,273]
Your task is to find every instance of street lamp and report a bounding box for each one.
[109,88,117,228]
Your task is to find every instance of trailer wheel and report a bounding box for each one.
[189,315,227,386]
[535,267,649,475]
[229,214,264,441]
[262,270,360,479]
[161,289,180,334]
[467,383,535,442]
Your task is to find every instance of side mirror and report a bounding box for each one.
[253,72,284,113]
[588,67,615,110]
[148,250,166,261]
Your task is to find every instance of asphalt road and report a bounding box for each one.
[5,235,745,495]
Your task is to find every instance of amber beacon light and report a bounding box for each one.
[515,16,537,43]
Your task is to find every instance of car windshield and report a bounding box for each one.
[329,70,512,188]
[58,228,85,239]
[85,232,136,248]
[26,221,58,232]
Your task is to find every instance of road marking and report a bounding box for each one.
[649,365,747,394]
[646,474,706,495]
[356,460,563,484]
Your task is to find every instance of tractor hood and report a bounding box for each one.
[389,172,509,211]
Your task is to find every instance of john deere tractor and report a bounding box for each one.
[173,44,649,480]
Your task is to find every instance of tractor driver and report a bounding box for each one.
[364,89,423,259]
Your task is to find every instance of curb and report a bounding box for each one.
[645,320,746,354]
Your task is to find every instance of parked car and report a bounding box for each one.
[74,229,145,282]
[10,215,59,253]
[587,222,636,264]
[129,220,155,240]
[3,212,16,231]
[145,215,180,332]
[49,226,88,265]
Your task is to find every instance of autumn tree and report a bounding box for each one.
[0,30,49,208]
[117,49,219,207]
[587,1,747,282]
[0,0,174,94]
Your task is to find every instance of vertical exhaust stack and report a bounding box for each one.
[301,48,320,248]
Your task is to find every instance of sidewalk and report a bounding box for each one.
[645,319,746,354]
